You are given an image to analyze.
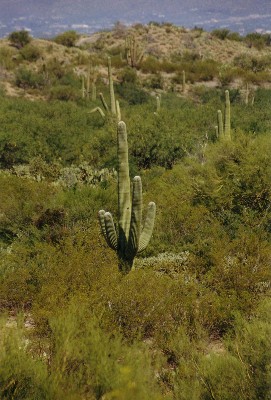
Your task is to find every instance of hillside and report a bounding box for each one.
[1,23,271,101]
[0,23,271,400]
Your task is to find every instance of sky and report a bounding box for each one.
[0,0,271,37]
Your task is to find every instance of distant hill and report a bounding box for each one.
[1,0,271,38]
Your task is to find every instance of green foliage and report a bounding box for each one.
[0,46,18,70]
[1,63,271,397]
[211,28,231,40]
[14,67,46,89]
[19,44,42,62]
[116,82,149,104]
[49,85,79,101]
[245,32,271,50]
[54,30,79,47]
[8,30,32,49]
[0,308,164,399]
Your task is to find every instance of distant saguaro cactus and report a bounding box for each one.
[125,35,145,68]
[224,90,231,140]
[95,57,121,119]
[216,90,231,141]
[98,121,156,273]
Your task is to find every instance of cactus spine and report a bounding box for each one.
[224,90,231,140]
[98,121,156,273]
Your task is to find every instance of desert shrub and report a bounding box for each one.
[227,31,243,41]
[211,28,230,40]
[20,44,41,62]
[218,66,238,86]
[145,73,164,89]
[42,57,67,80]
[245,32,271,49]
[0,46,18,69]
[8,30,32,49]
[0,173,56,245]
[140,56,161,73]
[233,53,271,72]
[15,67,45,89]
[191,59,218,82]
[49,85,80,101]
[167,299,271,399]
[116,82,149,104]
[0,309,164,399]
[0,318,51,399]
[118,67,138,84]
[54,30,79,47]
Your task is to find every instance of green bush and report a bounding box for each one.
[54,30,79,47]
[8,30,32,49]
[116,82,149,104]
[211,28,230,40]
[49,85,80,101]
[19,44,41,62]
[15,67,45,89]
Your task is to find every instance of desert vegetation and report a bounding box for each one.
[0,23,270,399]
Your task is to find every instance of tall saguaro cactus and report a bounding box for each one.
[108,56,116,115]
[98,121,156,273]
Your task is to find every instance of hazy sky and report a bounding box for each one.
[1,0,271,36]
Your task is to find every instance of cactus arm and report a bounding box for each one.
[104,212,118,250]
[99,92,109,112]
[224,90,231,140]
[127,176,142,258]
[89,107,105,118]
[98,210,118,250]
[117,121,131,253]
[98,209,107,238]
[138,202,156,253]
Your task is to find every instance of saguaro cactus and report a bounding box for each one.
[216,91,231,141]
[98,121,156,273]
[224,90,231,140]
[217,109,224,138]
[125,35,145,68]
[108,57,116,115]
